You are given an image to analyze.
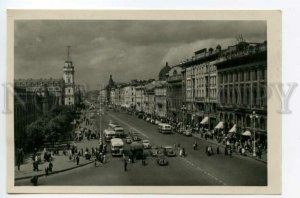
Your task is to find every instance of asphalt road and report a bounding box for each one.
[15,109,267,186]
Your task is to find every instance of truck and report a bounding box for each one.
[130,142,144,160]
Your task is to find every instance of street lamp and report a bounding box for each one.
[181,105,187,129]
[250,111,259,157]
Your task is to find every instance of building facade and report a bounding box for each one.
[135,85,145,112]
[14,78,65,112]
[166,65,185,122]
[154,81,167,118]
[215,41,267,141]
[184,47,221,128]
[63,59,75,106]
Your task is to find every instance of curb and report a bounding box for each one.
[191,134,267,164]
[15,161,94,181]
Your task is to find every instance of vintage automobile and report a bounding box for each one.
[142,139,151,149]
[163,146,176,157]
[182,129,192,136]
[125,136,132,144]
[149,146,160,157]
[156,154,168,166]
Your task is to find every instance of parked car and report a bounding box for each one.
[142,139,151,149]
[163,146,176,157]
[156,154,168,166]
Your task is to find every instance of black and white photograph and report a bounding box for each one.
[6,10,282,194]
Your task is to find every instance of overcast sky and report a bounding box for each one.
[14,20,266,90]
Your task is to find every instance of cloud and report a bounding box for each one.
[14,20,266,90]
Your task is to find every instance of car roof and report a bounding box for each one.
[164,146,173,149]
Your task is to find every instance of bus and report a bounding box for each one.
[108,123,121,131]
[158,123,172,134]
[110,138,124,156]
[104,129,116,143]
[114,127,125,138]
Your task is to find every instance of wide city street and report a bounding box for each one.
[16,107,267,186]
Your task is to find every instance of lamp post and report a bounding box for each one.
[181,105,187,129]
[250,111,259,157]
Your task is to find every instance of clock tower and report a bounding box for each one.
[63,46,75,106]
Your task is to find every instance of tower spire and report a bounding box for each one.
[67,45,71,61]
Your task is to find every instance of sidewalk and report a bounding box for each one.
[192,133,267,163]
[15,152,93,181]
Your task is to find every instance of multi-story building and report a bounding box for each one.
[166,65,185,123]
[154,81,167,118]
[123,85,136,108]
[99,89,106,104]
[110,88,116,105]
[184,47,221,128]
[143,81,156,116]
[14,78,65,107]
[215,41,267,142]
[63,50,76,106]
[135,85,145,112]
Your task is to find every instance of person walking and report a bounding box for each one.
[217,146,220,154]
[124,159,128,172]
[76,155,80,165]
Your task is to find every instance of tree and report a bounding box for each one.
[26,118,47,150]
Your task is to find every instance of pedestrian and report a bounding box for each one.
[76,155,80,165]
[30,171,38,186]
[217,146,220,154]
[16,148,22,171]
[48,161,53,173]
[179,149,183,157]
[103,154,106,164]
[124,159,128,172]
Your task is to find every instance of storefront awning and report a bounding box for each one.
[200,116,209,124]
[242,130,252,136]
[229,124,237,133]
[214,121,224,129]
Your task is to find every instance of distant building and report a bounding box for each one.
[154,81,167,118]
[63,47,76,106]
[106,75,115,104]
[143,81,156,116]
[14,78,65,111]
[135,85,145,112]
[159,62,171,81]
[166,65,185,122]
[123,85,136,109]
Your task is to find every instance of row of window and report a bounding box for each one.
[219,86,266,106]
[186,64,217,76]
[219,69,266,84]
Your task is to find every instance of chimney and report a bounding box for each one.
[166,62,169,67]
